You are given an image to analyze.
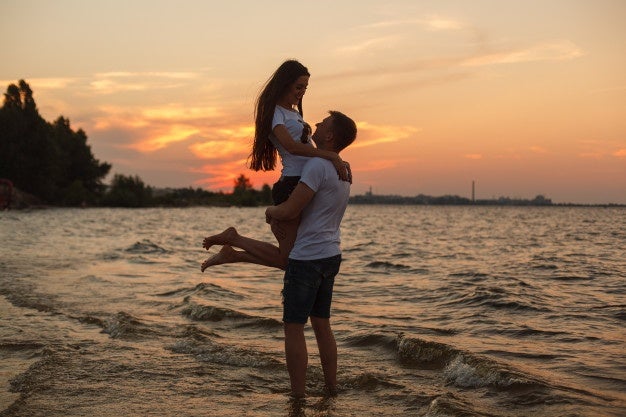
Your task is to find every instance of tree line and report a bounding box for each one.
[0,80,271,208]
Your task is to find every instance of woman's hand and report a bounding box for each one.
[332,155,350,183]
[332,156,352,183]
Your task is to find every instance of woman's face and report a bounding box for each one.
[281,75,309,107]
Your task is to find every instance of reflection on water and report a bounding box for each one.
[0,206,625,416]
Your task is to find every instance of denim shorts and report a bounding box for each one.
[282,254,342,324]
[272,176,300,205]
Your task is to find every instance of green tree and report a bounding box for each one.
[231,174,257,206]
[233,174,253,194]
[103,174,153,207]
[227,174,273,207]
[49,116,111,204]
[0,80,111,205]
[260,184,272,205]
[0,80,57,201]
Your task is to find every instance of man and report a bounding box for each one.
[265,110,357,398]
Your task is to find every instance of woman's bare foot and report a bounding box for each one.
[201,245,238,272]
[202,227,239,251]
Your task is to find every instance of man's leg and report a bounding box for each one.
[284,322,307,398]
[310,317,337,394]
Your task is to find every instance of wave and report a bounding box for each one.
[181,301,282,330]
[124,239,170,254]
[343,241,375,252]
[341,371,405,391]
[396,335,545,390]
[484,326,568,338]
[156,282,242,300]
[0,341,45,352]
[422,393,489,417]
[344,333,398,349]
[168,339,281,369]
[439,288,552,313]
[101,311,158,340]
[365,261,411,271]
[0,286,57,314]
[448,272,490,278]
[550,275,594,281]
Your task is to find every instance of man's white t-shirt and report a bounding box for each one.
[270,106,312,177]
[289,158,350,260]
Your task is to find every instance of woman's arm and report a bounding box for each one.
[273,124,350,181]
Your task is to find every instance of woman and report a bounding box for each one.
[201,60,349,271]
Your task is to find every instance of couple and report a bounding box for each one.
[201,60,357,398]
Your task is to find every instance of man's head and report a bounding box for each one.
[312,111,357,153]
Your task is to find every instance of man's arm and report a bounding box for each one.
[266,182,315,222]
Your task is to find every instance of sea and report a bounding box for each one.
[0,205,624,417]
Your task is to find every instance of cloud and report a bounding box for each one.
[529,146,548,154]
[128,125,201,152]
[342,14,464,56]
[464,154,483,160]
[350,121,420,149]
[89,71,201,95]
[336,35,401,54]
[91,103,229,152]
[578,152,603,159]
[462,40,584,67]
[0,77,76,90]
[189,138,250,160]
[353,159,400,172]
[613,149,626,158]
[358,15,465,31]
[94,71,199,80]
[193,158,276,190]
[422,16,465,31]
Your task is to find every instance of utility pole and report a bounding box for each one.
[472,180,475,203]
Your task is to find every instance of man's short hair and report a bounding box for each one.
[329,111,357,152]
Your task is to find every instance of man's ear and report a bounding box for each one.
[326,131,334,145]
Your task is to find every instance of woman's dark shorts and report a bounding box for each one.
[272,176,301,205]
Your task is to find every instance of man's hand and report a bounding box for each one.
[270,219,286,240]
[266,206,286,240]
[332,155,351,182]
[265,206,275,224]
[344,161,352,184]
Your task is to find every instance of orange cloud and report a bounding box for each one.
[128,125,201,152]
[578,152,603,159]
[353,160,400,172]
[423,16,465,31]
[336,35,401,54]
[90,71,201,95]
[464,154,483,160]
[91,104,229,152]
[351,121,420,149]
[189,140,249,160]
[613,149,626,158]
[193,159,277,191]
[462,40,583,67]
[529,146,549,154]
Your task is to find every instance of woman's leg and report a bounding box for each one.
[201,245,266,271]
[201,220,299,271]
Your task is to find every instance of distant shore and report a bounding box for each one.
[2,184,624,210]
[348,193,625,207]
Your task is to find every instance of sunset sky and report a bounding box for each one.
[1,0,625,204]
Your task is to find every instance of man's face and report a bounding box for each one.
[312,115,333,148]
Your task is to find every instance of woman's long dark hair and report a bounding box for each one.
[249,60,309,171]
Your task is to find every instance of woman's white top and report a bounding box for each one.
[270,106,312,177]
